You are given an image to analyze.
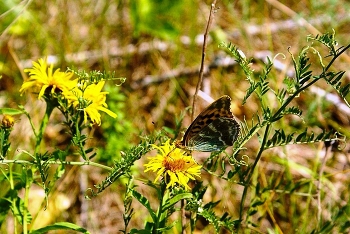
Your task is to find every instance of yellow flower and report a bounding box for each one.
[1,115,15,128]
[20,58,76,99]
[144,140,201,190]
[64,81,117,125]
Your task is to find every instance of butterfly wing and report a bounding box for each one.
[181,95,240,151]
[187,117,240,151]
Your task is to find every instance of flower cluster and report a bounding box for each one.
[20,58,116,125]
[144,140,201,190]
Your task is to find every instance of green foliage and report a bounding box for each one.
[121,179,136,234]
[0,66,128,233]
[89,133,161,197]
[126,179,192,233]
[213,31,349,232]
[130,0,184,40]
[185,182,238,232]
[311,203,350,233]
[97,85,135,163]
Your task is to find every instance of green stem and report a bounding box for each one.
[232,124,261,157]
[33,102,55,195]
[0,159,113,171]
[75,117,88,160]
[34,103,54,157]
[271,78,319,122]
[23,168,30,234]
[154,182,168,234]
[8,164,18,234]
[20,107,39,139]
[238,124,271,228]
[9,162,14,189]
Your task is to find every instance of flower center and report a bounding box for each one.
[163,155,186,172]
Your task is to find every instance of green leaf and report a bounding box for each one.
[282,106,302,116]
[157,220,178,232]
[248,209,258,215]
[276,88,287,103]
[199,209,221,232]
[130,228,153,234]
[131,189,158,223]
[0,198,11,225]
[30,222,90,234]
[340,83,350,97]
[55,164,66,179]
[295,131,307,142]
[85,147,94,154]
[203,200,220,210]
[9,196,32,224]
[242,81,258,104]
[251,199,265,207]
[0,108,23,115]
[161,193,192,212]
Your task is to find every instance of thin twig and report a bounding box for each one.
[181,3,217,233]
[191,1,217,122]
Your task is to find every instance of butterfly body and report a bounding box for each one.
[177,95,240,152]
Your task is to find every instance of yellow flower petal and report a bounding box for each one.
[144,140,201,191]
[64,80,117,125]
[20,58,76,99]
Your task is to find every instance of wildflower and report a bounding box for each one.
[64,81,117,125]
[20,58,76,99]
[1,115,15,128]
[144,140,201,190]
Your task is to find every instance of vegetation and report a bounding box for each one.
[1,1,350,233]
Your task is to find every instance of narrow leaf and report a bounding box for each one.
[131,189,157,223]
[0,108,23,115]
[30,222,90,234]
[161,193,192,212]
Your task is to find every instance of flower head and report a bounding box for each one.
[64,80,117,125]
[20,58,76,99]
[1,115,15,128]
[144,140,201,190]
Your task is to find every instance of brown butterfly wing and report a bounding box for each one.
[187,117,240,151]
[181,95,237,150]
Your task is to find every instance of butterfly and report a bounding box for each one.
[176,95,240,152]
